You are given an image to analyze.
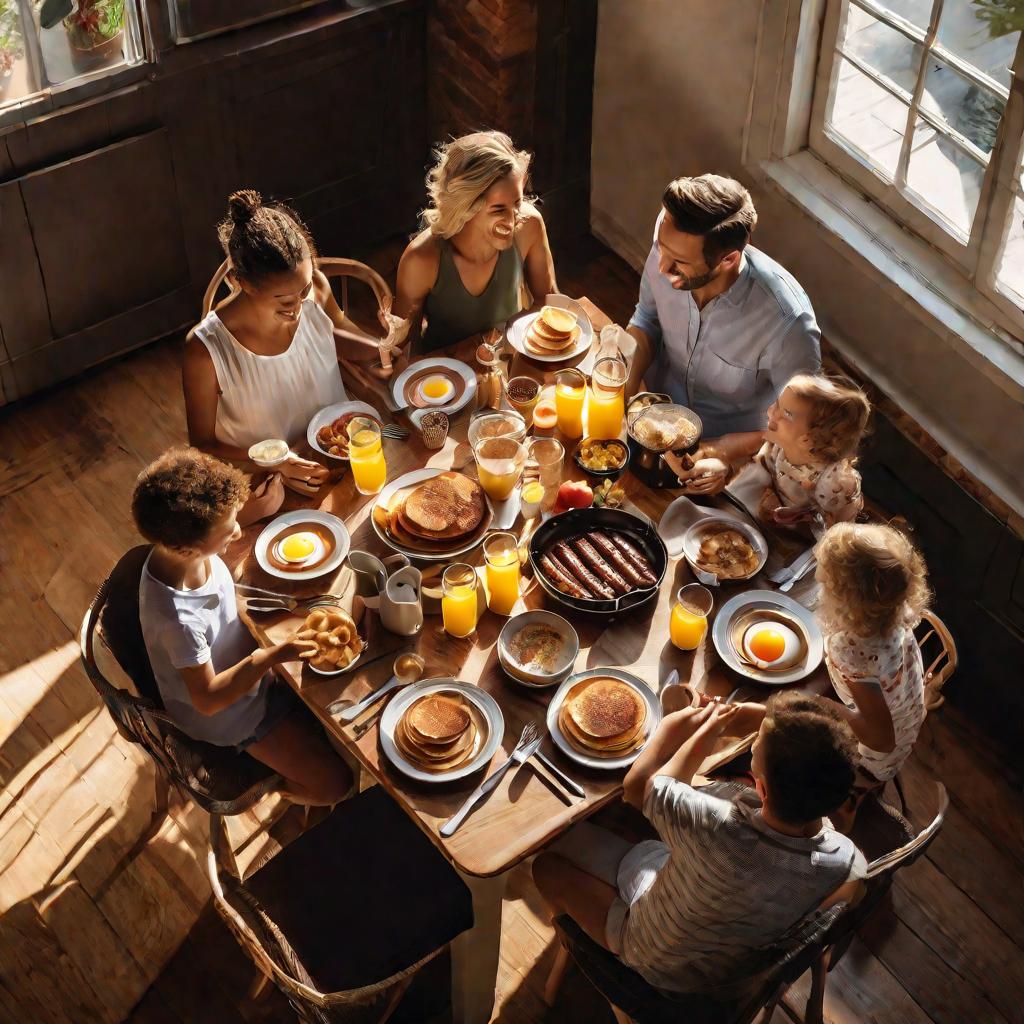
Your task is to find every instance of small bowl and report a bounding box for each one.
[248,439,290,468]
[681,516,768,583]
[497,610,579,687]
[573,437,630,480]
[307,647,363,677]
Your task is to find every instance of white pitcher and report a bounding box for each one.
[349,550,410,610]
[379,565,424,636]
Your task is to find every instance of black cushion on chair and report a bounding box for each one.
[244,786,474,993]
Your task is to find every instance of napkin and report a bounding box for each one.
[578,324,637,376]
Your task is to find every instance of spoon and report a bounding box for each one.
[335,653,426,722]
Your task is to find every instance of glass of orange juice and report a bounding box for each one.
[483,532,521,615]
[347,417,387,495]
[555,368,586,439]
[670,584,713,651]
[587,357,627,440]
[442,563,479,638]
[528,437,564,511]
[473,436,527,501]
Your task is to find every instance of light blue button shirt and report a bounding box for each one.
[629,221,821,437]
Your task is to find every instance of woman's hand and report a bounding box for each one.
[280,453,329,494]
[237,473,285,526]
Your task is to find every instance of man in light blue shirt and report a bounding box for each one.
[626,175,821,441]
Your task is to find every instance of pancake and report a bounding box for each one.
[567,678,644,738]
[532,318,572,343]
[558,704,647,757]
[404,473,485,537]
[538,305,578,334]
[406,694,471,742]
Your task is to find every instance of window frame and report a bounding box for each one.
[807,0,1024,337]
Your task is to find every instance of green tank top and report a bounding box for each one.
[421,238,524,352]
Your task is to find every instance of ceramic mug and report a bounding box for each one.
[379,565,424,636]
[348,550,410,610]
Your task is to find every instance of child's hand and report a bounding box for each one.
[771,504,817,526]
[237,473,285,526]
[669,455,730,494]
[273,636,319,664]
[758,486,783,523]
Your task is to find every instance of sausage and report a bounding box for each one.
[539,554,595,600]
[552,541,616,600]
[606,531,658,586]
[586,532,652,588]
[569,536,631,594]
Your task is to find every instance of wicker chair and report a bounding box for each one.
[79,545,282,817]
[207,786,474,1023]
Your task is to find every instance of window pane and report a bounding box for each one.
[873,0,933,31]
[921,57,1005,154]
[936,0,1019,91]
[35,1,131,87]
[840,7,922,94]
[0,1,35,103]
[828,56,909,178]
[996,194,1024,304]
[905,120,984,234]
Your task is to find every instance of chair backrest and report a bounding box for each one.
[80,548,281,815]
[200,257,392,319]
[915,610,958,712]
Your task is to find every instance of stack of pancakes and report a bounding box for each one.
[375,471,489,552]
[525,305,580,357]
[395,692,481,772]
[558,677,648,758]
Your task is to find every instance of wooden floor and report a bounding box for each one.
[1,235,1022,1024]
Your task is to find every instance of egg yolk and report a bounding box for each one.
[748,628,786,663]
[280,534,316,561]
[423,377,449,398]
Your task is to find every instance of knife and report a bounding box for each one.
[534,751,586,799]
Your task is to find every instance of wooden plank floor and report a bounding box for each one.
[1,235,1021,1024]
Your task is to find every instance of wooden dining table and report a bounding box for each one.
[226,298,831,1024]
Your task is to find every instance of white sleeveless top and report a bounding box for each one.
[192,296,347,449]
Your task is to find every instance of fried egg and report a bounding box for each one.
[418,374,455,405]
[275,531,325,566]
[741,620,803,670]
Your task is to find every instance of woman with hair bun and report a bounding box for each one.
[394,130,557,352]
[183,190,387,505]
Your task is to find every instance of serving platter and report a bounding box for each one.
[391,358,476,426]
[379,678,504,783]
[307,400,383,461]
[253,509,350,582]
[712,590,824,685]
[546,668,662,770]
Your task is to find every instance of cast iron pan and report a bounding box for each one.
[529,507,668,615]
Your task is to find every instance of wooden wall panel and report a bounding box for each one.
[18,130,191,340]
[0,181,52,359]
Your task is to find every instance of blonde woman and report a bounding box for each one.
[394,131,558,352]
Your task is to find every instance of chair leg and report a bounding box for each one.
[543,944,570,1007]
[609,1004,634,1024]
[805,950,830,1024]
[247,968,271,1001]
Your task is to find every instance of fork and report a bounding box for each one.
[237,583,345,602]
[779,556,817,593]
[381,424,410,440]
[767,546,816,585]
[244,596,344,614]
[440,723,541,837]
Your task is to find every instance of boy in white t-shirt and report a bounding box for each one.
[133,447,352,806]
[533,693,864,995]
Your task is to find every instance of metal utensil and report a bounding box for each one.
[440,723,541,837]
[534,750,585,799]
[381,424,410,439]
[246,597,343,614]
[767,546,816,585]
[333,653,425,722]
[779,556,817,593]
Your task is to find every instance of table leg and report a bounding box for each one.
[450,869,508,1024]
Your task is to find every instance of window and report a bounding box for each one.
[0,0,145,114]
[810,0,1024,327]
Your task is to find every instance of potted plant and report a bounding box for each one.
[972,0,1024,37]
[0,0,24,96]
[64,0,123,62]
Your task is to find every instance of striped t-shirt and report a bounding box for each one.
[619,778,863,994]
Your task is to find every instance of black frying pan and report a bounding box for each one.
[529,507,668,615]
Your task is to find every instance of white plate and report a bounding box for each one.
[681,515,769,585]
[391,358,477,428]
[254,510,350,582]
[372,467,491,562]
[506,296,594,364]
[380,678,504,783]
[546,668,662,770]
[712,590,824,685]
[307,400,383,461]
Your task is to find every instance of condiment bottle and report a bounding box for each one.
[475,336,504,411]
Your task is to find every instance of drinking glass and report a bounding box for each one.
[554,368,586,439]
[505,375,542,421]
[483,532,521,615]
[347,417,387,495]
[670,584,714,651]
[473,436,527,501]
[528,437,564,510]
[587,357,627,440]
[442,563,479,638]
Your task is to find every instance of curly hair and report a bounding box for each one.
[760,691,857,823]
[815,522,930,637]
[784,374,871,462]
[132,447,249,550]
[421,131,533,239]
[217,189,316,284]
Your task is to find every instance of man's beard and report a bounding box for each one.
[668,263,719,291]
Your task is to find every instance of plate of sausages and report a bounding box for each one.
[529,507,668,615]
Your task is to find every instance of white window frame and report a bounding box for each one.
[809,0,1024,338]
